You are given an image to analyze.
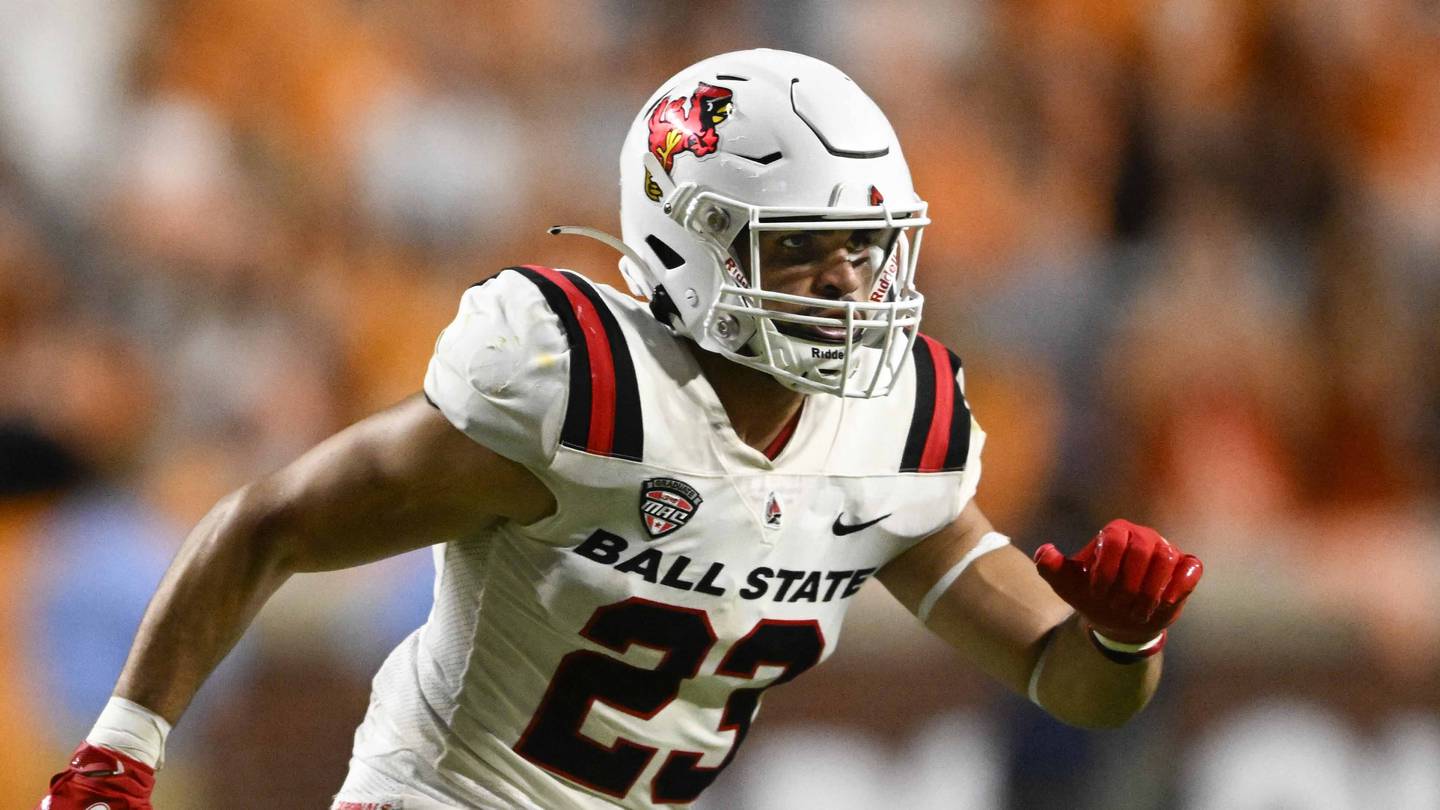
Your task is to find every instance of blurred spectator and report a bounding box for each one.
[0,0,147,217]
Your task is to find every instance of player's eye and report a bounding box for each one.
[845,230,886,251]
[776,233,814,252]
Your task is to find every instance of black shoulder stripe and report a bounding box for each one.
[943,348,971,471]
[900,336,970,473]
[511,268,594,454]
[900,338,937,473]
[508,266,643,462]
[561,270,644,462]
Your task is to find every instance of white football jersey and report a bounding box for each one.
[335,267,984,809]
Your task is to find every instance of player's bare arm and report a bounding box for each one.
[40,395,553,807]
[879,502,1203,729]
[123,394,554,722]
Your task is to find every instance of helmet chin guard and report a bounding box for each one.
[566,48,930,398]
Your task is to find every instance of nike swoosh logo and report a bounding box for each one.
[832,512,891,536]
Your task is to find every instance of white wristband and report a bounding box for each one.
[1091,629,1166,654]
[86,696,171,770]
[1026,627,1059,709]
[916,531,1011,624]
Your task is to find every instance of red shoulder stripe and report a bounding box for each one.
[521,265,617,456]
[900,334,970,473]
[917,335,955,472]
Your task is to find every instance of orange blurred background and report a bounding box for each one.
[2,1,1437,807]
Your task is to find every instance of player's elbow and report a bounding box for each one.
[1052,706,1145,730]
[210,482,307,577]
[1044,690,1153,730]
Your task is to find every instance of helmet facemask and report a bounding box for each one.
[665,185,927,397]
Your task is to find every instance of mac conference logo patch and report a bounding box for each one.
[639,478,703,539]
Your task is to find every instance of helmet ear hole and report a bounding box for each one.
[648,285,685,330]
[645,235,685,270]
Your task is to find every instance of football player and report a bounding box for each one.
[39,49,1201,809]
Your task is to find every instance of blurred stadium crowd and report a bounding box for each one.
[2,1,1438,807]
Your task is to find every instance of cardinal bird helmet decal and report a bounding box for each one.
[643,83,734,201]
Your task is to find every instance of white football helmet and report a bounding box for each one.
[557,49,927,397]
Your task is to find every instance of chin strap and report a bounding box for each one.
[548,225,656,298]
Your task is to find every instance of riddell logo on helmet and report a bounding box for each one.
[724,256,747,287]
[644,83,734,201]
[870,261,896,302]
[811,347,846,359]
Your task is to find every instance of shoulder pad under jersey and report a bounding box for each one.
[423,266,644,468]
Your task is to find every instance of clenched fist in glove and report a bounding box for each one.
[39,743,155,810]
[1033,519,1203,661]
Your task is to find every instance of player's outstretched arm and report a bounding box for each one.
[878,502,1202,729]
[39,394,553,809]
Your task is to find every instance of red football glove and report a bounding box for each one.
[1033,519,1203,645]
[39,743,155,810]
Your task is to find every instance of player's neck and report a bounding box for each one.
[688,344,805,454]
